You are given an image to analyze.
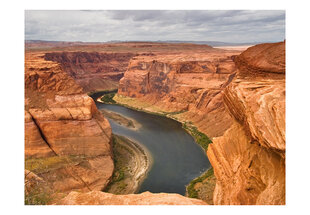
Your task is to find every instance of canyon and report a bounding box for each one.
[24,43,215,205]
[116,47,241,138]
[114,41,286,204]
[24,41,285,205]
[44,52,135,92]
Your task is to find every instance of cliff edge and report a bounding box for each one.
[207,41,285,205]
[25,52,114,193]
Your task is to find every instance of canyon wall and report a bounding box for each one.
[208,41,285,205]
[25,52,114,192]
[25,42,285,204]
[44,52,135,93]
[117,49,241,138]
[115,42,285,205]
[24,49,211,205]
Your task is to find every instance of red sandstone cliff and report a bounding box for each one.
[24,49,210,205]
[25,52,114,193]
[115,42,285,205]
[25,42,285,205]
[44,52,135,92]
[117,49,241,138]
[207,41,285,205]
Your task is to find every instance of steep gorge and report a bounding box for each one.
[25,42,285,205]
[24,50,209,205]
[116,49,241,138]
[44,52,135,93]
[114,42,286,205]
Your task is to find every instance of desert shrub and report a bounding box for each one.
[100,93,116,104]
[25,187,52,205]
[186,168,214,199]
[182,122,212,150]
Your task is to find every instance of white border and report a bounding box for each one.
[1,0,309,214]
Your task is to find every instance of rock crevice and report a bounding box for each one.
[25,52,114,194]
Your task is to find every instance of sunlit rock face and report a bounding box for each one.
[57,191,208,205]
[208,41,285,205]
[25,53,114,193]
[24,41,285,205]
[118,47,242,138]
[117,42,285,205]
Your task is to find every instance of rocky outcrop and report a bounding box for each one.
[234,41,285,75]
[25,52,114,193]
[57,191,207,205]
[117,49,242,138]
[25,53,113,157]
[26,95,111,156]
[44,52,135,92]
[207,41,285,205]
[25,110,55,158]
[36,156,114,192]
[115,42,285,205]
[25,170,45,195]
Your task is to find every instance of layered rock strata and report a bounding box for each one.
[25,42,285,205]
[115,42,285,205]
[44,52,135,92]
[25,52,114,193]
[117,49,242,138]
[207,41,285,205]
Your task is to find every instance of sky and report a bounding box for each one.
[25,10,285,43]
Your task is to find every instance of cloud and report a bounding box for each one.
[25,10,285,43]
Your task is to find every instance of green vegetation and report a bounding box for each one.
[182,122,212,151]
[87,89,118,97]
[103,135,133,193]
[25,155,87,174]
[113,94,176,117]
[167,110,187,116]
[25,187,52,205]
[113,94,188,118]
[186,168,215,199]
[25,155,89,205]
[100,92,117,104]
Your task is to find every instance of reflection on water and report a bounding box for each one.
[91,93,210,195]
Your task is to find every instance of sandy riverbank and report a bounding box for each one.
[104,135,152,194]
[99,108,141,130]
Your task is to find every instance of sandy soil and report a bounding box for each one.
[99,109,141,130]
[105,135,152,194]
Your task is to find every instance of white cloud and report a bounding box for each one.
[25,10,285,43]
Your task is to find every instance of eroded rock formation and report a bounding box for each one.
[57,190,207,205]
[44,52,135,92]
[117,48,242,138]
[25,41,285,205]
[115,42,285,205]
[207,41,285,205]
[25,52,114,193]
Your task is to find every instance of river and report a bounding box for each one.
[91,92,211,195]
